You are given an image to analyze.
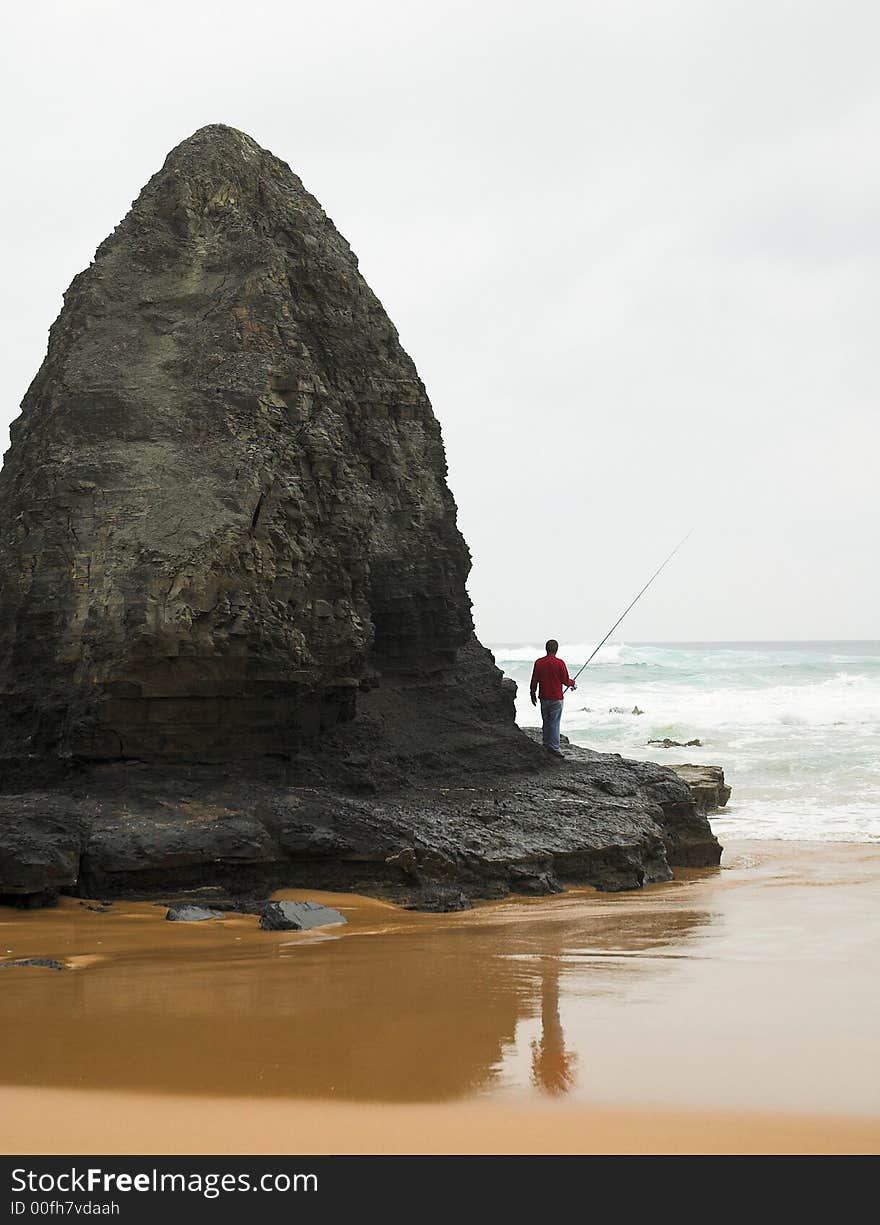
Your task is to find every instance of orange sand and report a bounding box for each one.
[1,1085,877,1154]
[1,840,878,1154]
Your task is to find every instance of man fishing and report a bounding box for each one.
[530,640,576,759]
[525,536,691,761]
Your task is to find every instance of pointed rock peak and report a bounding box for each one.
[163,123,267,173]
[179,122,260,148]
[132,123,302,223]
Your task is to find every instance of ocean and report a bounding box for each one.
[492,641,880,843]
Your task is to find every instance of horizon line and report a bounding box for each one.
[485,637,880,645]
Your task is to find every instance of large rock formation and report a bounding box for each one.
[0,125,722,907]
[0,124,508,768]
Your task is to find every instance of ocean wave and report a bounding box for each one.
[507,668,880,731]
[492,641,880,675]
[711,798,880,842]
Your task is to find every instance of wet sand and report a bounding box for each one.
[1,840,878,1153]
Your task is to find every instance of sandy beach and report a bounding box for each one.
[2,1087,877,1155]
[1,840,878,1154]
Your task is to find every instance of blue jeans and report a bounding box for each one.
[540,699,564,751]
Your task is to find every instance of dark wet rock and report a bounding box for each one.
[81,807,277,897]
[591,774,639,798]
[80,902,112,913]
[649,738,702,748]
[669,765,731,815]
[0,958,66,970]
[404,885,472,913]
[384,847,458,881]
[161,892,263,914]
[0,890,60,910]
[0,795,85,904]
[0,729,723,907]
[259,899,346,931]
[165,904,224,922]
[507,863,564,895]
[0,124,722,908]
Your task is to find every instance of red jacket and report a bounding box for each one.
[530,654,575,701]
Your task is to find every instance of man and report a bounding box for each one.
[530,639,576,759]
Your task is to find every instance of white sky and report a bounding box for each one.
[2,0,878,642]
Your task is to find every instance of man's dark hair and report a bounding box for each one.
[545,639,559,654]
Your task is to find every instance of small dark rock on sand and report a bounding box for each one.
[165,905,225,922]
[259,900,346,931]
[0,958,66,971]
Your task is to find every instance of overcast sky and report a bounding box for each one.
[2,1,878,643]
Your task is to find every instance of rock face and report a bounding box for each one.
[0,125,723,909]
[0,794,85,905]
[0,123,509,768]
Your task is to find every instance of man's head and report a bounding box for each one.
[545,639,559,655]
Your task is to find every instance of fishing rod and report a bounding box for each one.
[570,530,693,684]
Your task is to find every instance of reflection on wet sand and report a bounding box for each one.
[530,956,576,1095]
[0,878,714,1103]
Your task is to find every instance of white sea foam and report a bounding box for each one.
[559,672,880,732]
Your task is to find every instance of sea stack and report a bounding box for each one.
[0,124,511,768]
[0,126,721,907]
